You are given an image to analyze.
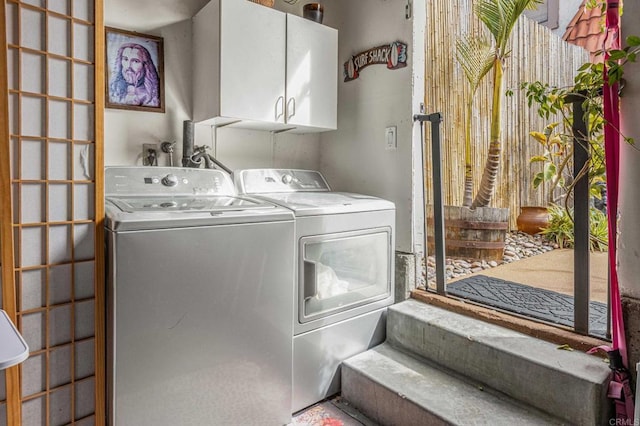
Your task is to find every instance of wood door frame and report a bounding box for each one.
[0,1,21,423]
[95,0,105,424]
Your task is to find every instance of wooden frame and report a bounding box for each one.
[2,0,106,424]
[0,0,21,424]
[105,27,164,113]
[96,3,107,425]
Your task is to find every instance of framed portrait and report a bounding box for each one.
[105,27,165,113]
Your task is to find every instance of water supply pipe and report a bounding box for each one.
[182,120,196,167]
[190,145,232,175]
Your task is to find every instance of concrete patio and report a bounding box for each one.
[459,248,609,303]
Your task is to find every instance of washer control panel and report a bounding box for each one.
[106,167,234,196]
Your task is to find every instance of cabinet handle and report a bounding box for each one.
[275,96,284,121]
[286,97,296,120]
[303,259,317,300]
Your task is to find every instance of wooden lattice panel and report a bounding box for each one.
[2,0,104,424]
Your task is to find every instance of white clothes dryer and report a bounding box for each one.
[235,168,395,413]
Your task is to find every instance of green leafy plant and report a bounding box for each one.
[521,79,607,207]
[528,122,572,204]
[520,31,640,212]
[589,208,609,252]
[522,61,616,252]
[540,205,608,251]
[540,204,574,248]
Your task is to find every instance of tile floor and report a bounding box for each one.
[291,397,374,426]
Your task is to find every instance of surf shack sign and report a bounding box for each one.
[343,41,408,82]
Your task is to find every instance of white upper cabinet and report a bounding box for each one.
[286,14,338,132]
[193,0,337,133]
[220,1,286,126]
[193,0,286,129]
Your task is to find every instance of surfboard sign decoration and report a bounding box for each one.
[343,41,408,82]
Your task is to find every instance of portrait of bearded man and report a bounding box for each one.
[107,38,162,109]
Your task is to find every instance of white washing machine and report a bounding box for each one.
[235,169,395,413]
[105,166,295,426]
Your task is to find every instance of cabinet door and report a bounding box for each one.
[220,1,286,124]
[286,15,338,131]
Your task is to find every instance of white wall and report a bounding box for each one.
[317,0,422,253]
[198,126,321,171]
[555,0,582,37]
[618,5,640,299]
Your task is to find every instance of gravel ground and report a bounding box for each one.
[424,231,558,288]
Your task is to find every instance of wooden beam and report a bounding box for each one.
[94,0,106,424]
[0,0,22,424]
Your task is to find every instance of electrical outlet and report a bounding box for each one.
[143,143,159,166]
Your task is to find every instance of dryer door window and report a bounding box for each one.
[299,228,391,323]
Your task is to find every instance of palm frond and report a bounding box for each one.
[455,35,495,93]
[474,0,503,42]
[474,0,542,55]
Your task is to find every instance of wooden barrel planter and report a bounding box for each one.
[427,205,510,262]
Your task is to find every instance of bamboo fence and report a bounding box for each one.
[423,1,590,228]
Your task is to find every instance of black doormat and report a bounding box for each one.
[447,275,608,338]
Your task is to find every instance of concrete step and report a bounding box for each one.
[342,343,567,426]
[385,300,611,425]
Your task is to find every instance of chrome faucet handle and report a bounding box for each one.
[161,141,176,167]
[161,141,176,153]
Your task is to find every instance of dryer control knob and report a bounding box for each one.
[162,174,179,187]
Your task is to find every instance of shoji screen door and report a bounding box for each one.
[1,0,104,425]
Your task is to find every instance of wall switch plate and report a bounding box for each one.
[385,126,397,150]
[142,143,159,166]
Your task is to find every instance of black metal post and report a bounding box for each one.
[572,95,590,335]
[415,112,446,294]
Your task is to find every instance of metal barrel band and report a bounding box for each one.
[426,218,509,230]
[439,239,505,250]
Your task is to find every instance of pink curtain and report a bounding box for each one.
[603,0,626,366]
[601,0,636,421]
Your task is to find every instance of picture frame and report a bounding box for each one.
[105,27,165,113]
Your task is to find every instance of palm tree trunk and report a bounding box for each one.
[463,97,474,207]
[472,59,503,208]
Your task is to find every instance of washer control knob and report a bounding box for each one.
[162,174,179,187]
[282,174,293,185]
